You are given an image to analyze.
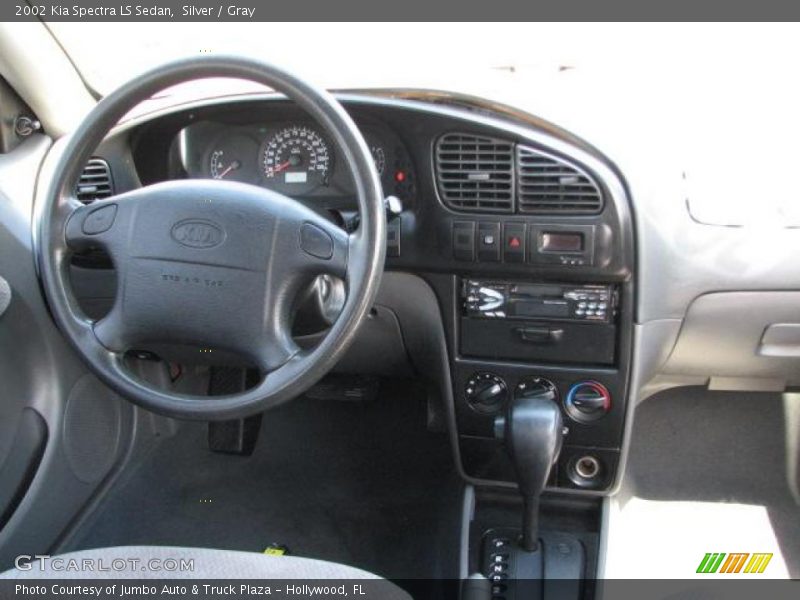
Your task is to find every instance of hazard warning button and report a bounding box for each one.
[503,223,526,263]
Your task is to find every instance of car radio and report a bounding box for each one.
[462,280,615,322]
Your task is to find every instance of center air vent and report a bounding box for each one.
[435,133,514,213]
[76,158,113,204]
[517,145,603,215]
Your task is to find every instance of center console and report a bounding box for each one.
[401,114,634,595]
[443,220,632,596]
[412,128,634,504]
[454,276,630,494]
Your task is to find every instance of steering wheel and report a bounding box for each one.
[37,56,386,420]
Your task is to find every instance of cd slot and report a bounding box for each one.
[513,299,570,318]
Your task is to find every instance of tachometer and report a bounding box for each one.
[207,134,259,183]
[261,126,331,194]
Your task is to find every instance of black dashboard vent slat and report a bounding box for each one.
[516,145,603,215]
[76,158,114,204]
[435,133,514,213]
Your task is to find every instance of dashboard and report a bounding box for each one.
[77,92,635,496]
[63,87,800,501]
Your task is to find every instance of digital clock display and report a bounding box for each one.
[540,232,584,253]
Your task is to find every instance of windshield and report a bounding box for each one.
[46,23,800,226]
[49,22,771,95]
[49,22,596,95]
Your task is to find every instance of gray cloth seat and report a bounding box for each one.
[1,546,411,598]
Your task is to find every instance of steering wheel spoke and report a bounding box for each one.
[252,331,302,374]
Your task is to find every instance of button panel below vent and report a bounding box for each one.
[435,133,514,213]
[517,145,603,215]
[76,158,114,204]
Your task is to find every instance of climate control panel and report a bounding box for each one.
[454,363,623,492]
[463,372,610,424]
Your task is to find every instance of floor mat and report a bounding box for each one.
[63,380,463,582]
[606,387,800,578]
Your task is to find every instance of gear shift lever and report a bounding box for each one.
[495,387,563,552]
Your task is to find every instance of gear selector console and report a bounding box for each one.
[481,529,585,599]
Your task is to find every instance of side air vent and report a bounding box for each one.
[76,158,113,204]
[435,133,514,213]
[517,145,603,215]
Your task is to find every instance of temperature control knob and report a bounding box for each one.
[515,377,559,403]
[565,381,611,423]
[465,372,508,414]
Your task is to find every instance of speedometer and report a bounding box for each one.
[261,126,331,194]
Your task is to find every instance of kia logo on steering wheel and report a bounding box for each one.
[170,219,225,249]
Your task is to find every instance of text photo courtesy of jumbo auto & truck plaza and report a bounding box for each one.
[13,583,379,597]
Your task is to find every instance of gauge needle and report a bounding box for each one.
[217,160,241,179]
[271,160,292,174]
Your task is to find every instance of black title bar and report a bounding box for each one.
[4,0,800,21]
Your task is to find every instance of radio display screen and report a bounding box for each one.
[540,232,584,253]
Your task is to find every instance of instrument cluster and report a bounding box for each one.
[177,118,416,207]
